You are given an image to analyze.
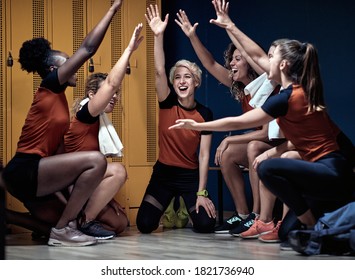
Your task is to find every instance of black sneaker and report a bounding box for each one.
[214,213,244,234]
[230,212,257,236]
[79,220,115,240]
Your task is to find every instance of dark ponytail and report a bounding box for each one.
[278,40,325,112]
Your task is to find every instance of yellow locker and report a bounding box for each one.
[1,0,160,228]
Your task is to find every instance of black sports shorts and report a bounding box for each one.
[2,153,41,203]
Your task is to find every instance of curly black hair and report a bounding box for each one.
[18,37,54,78]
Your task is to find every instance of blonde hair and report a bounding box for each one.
[169,59,202,88]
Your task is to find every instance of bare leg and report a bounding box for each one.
[220,143,250,215]
[282,204,289,220]
[37,151,107,229]
[84,162,127,221]
[297,209,316,227]
[247,141,276,215]
[5,209,51,235]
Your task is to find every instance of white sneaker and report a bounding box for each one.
[48,221,97,247]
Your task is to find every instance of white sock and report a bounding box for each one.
[239,213,249,220]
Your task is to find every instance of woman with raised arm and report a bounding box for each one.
[63,24,144,239]
[208,0,354,244]
[2,0,124,247]
[136,4,216,234]
[175,6,283,235]
[170,38,354,232]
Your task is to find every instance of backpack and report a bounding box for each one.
[288,202,355,256]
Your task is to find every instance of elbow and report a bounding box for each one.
[155,69,165,78]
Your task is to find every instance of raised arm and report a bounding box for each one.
[88,23,144,117]
[175,9,231,87]
[210,0,270,74]
[57,0,123,85]
[210,0,264,75]
[169,107,273,132]
[145,4,170,102]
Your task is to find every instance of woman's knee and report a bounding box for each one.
[136,202,161,234]
[190,208,216,233]
[257,160,273,181]
[107,163,127,183]
[87,151,107,173]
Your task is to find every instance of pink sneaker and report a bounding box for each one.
[48,221,97,247]
[240,218,275,239]
[258,220,282,243]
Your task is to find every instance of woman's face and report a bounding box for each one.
[268,45,282,83]
[229,49,249,84]
[88,80,120,113]
[53,52,77,87]
[172,66,198,99]
[104,91,120,113]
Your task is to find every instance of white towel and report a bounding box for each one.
[99,113,124,157]
[245,72,278,108]
[79,98,124,157]
[268,119,284,140]
[244,74,284,140]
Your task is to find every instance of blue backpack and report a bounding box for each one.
[288,202,355,256]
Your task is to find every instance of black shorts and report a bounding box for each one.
[2,153,41,203]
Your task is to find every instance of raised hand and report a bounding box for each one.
[175,9,198,38]
[145,4,169,36]
[210,0,233,28]
[112,0,123,13]
[128,23,144,52]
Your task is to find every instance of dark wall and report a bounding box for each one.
[162,0,355,210]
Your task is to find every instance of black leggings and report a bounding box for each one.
[258,152,354,217]
[136,161,216,233]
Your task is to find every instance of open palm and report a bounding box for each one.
[145,4,168,36]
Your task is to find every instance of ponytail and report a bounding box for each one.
[278,40,326,112]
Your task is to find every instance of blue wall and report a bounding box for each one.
[162,0,355,211]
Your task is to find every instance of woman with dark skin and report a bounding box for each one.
[2,0,124,247]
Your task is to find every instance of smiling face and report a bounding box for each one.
[172,66,199,99]
[103,88,120,113]
[87,79,120,113]
[268,45,283,84]
[229,49,249,84]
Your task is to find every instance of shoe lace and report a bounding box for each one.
[271,221,282,233]
[243,219,254,228]
[68,226,85,236]
[227,213,241,224]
